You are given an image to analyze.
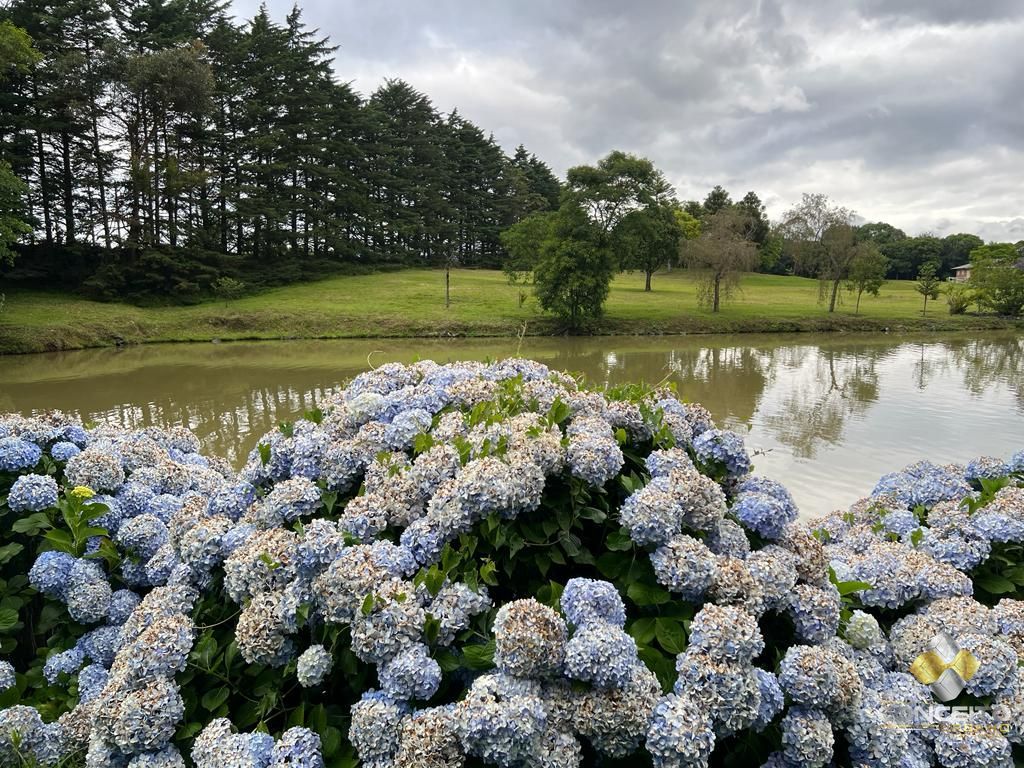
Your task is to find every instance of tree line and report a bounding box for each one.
[1,3,1020,319]
[0,1,560,300]
[502,155,1024,327]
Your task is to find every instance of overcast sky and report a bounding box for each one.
[232,0,1023,241]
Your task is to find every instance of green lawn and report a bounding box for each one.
[1,269,1019,354]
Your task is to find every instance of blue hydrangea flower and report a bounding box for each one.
[561,578,626,628]
[43,647,85,684]
[7,473,59,513]
[752,669,784,731]
[1008,450,1024,474]
[79,625,122,666]
[933,711,1011,768]
[192,719,275,768]
[566,429,624,488]
[117,514,170,560]
[737,476,797,514]
[965,456,1009,483]
[269,727,323,768]
[971,511,1024,544]
[731,491,795,540]
[29,550,76,600]
[650,534,716,600]
[117,482,157,518]
[786,584,841,644]
[65,558,113,624]
[259,477,322,526]
[206,482,257,521]
[645,693,715,768]
[958,634,1017,697]
[779,646,841,710]
[126,745,186,768]
[780,707,834,768]
[296,645,332,688]
[645,448,695,478]
[379,643,442,701]
[0,436,42,471]
[50,440,81,461]
[493,599,566,678]
[457,673,547,767]
[619,479,683,547]
[110,678,185,754]
[384,408,433,450]
[692,429,751,477]
[563,623,638,690]
[77,663,109,703]
[348,690,408,764]
[920,527,991,571]
[687,604,764,663]
[0,661,15,692]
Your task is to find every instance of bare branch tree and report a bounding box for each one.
[683,208,759,312]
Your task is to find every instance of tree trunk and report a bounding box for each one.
[645,270,652,292]
[445,263,451,308]
[60,130,75,245]
[922,296,928,316]
[85,39,111,249]
[34,123,53,244]
[713,275,721,312]
[855,289,862,315]
[829,278,840,312]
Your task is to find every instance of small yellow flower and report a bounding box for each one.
[69,486,95,500]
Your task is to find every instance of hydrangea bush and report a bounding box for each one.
[0,359,1022,768]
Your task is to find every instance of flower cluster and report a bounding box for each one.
[1,365,1021,768]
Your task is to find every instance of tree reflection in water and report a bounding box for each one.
[950,336,1024,411]
[758,347,883,459]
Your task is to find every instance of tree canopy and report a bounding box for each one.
[0,2,560,299]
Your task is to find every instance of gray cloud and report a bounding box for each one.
[231,0,1024,240]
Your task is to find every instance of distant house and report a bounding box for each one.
[952,256,1024,282]
[952,263,972,283]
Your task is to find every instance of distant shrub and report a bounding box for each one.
[945,283,974,315]
[212,276,246,302]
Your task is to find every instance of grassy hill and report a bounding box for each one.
[1,269,1020,354]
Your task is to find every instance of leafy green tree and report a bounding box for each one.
[701,185,731,218]
[614,202,681,291]
[533,203,614,328]
[674,208,701,241]
[683,208,759,312]
[856,221,906,246]
[883,235,943,280]
[0,19,38,76]
[0,159,30,265]
[509,144,560,213]
[735,190,769,246]
[500,211,555,284]
[0,19,36,264]
[778,193,855,309]
[915,261,941,316]
[970,243,1024,316]
[564,150,671,237]
[845,243,887,314]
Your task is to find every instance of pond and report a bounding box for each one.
[1,332,1021,520]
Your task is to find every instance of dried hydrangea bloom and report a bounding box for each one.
[493,598,567,678]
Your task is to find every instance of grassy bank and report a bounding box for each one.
[1,269,1021,354]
